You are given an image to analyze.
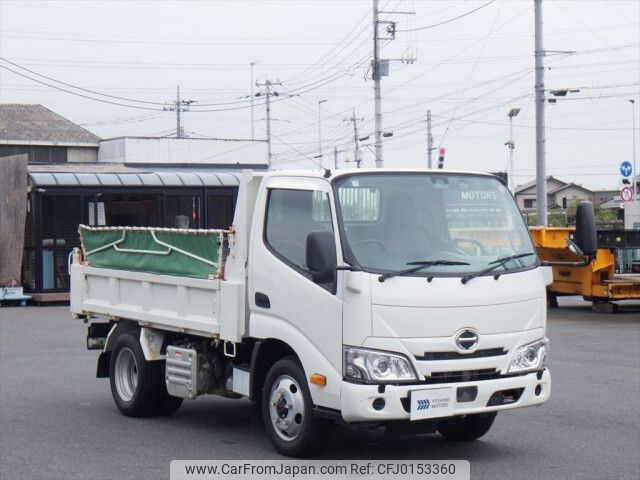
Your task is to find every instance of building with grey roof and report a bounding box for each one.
[0,103,101,163]
[514,176,594,212]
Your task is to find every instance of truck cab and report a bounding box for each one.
[72,169,556,456]
[246,169,550,424]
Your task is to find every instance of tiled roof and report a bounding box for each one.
[514,175,567,194]
[0,104,101,144]
[547,183,593,195]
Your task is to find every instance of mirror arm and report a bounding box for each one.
[566,238,584,257]
[539,237,594,266]
[336,265,362,272]
[540,259,591,267]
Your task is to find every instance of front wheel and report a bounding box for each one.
[437,412,496,441]
[261,357,324,457]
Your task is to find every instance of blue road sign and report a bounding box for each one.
[620,161,633,177]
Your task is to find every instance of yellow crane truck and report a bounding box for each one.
[530,204,640,312]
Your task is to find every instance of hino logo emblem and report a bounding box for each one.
[455,329,479,351]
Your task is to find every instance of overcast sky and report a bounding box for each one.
[0,0,638,189]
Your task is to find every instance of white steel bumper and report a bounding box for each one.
[340,369,551,423]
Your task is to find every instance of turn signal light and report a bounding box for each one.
[310,373,326,386]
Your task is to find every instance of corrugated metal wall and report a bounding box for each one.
[98,137,267,166]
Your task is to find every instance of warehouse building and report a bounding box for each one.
[1,104,269,301]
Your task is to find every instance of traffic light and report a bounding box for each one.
[437,148,446,169]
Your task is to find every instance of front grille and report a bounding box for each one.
[415,348,506,361]
[425,369,501,384]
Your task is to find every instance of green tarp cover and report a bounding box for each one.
[80,227,222,279]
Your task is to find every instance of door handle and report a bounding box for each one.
[255,292,271,309]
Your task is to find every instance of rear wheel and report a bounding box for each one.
[437,412,496,441]
[261,357,324,457]
[109,332,181,416]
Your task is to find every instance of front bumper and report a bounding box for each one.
[340,368,551,422]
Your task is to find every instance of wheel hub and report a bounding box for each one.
[275,396,289,418]
[268,374,305,441]
[114,347,138,402]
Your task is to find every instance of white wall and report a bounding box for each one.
[98,137,267,166]
[67,147,98,163]
[625,202,640,229]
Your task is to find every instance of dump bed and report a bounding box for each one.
[70,226,245,341]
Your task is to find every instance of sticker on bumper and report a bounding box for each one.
[410,387,454,420]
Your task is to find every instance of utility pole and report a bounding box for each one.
[164,85,196,139]
[630,99,638,201]
[426,109,434,169]
[373,0,383,168]
[345,108,362,168]
[318,99,327,158]
[250,61,258,140]
[370,1,414,168]
[176,85,181,138]
[255,79,281,169]
[334,146,339,169]
[534,0,547,225]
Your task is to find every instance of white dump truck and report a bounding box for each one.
[70,169,594,456]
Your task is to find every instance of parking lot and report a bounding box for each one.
[0,299,638,480]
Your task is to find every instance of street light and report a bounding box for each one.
[318,99,328,163]
[506,107,521,192]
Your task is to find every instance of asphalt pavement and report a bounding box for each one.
[1,298,639,480]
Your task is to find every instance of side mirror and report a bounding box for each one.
[306,230,337,284]
[574,201,597,257]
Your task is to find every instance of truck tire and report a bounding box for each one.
[437,412,496,441]
[109,331,166,417]
[261,357,325,457]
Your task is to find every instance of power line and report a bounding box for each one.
[0,57,364,114]
[0,56,166,105]
[0,33,374,47]
[79,112,166,126]
[0,64,165,110]
[437,0,505,148]
[281,6,372,85]
[398,0,497,32]
[0,57,256,108]
[0,56,358,110]
[383,6,531,99]
[554,1,636,61]
[270,132,324,169]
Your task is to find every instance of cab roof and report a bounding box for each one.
[264,168,495,181]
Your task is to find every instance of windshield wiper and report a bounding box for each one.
[378,260,470,283]
[460,253,536,285]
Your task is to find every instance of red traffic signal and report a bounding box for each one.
[437,148,446,169]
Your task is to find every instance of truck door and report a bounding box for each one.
[249,177,343,375]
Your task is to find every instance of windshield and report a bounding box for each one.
[333,173,536,276]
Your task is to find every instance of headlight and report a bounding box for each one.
[508,338,549,374]
[343,346,418,383]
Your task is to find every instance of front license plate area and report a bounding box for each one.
[410,387,454,420]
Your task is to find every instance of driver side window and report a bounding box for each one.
[264,188,333,274]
